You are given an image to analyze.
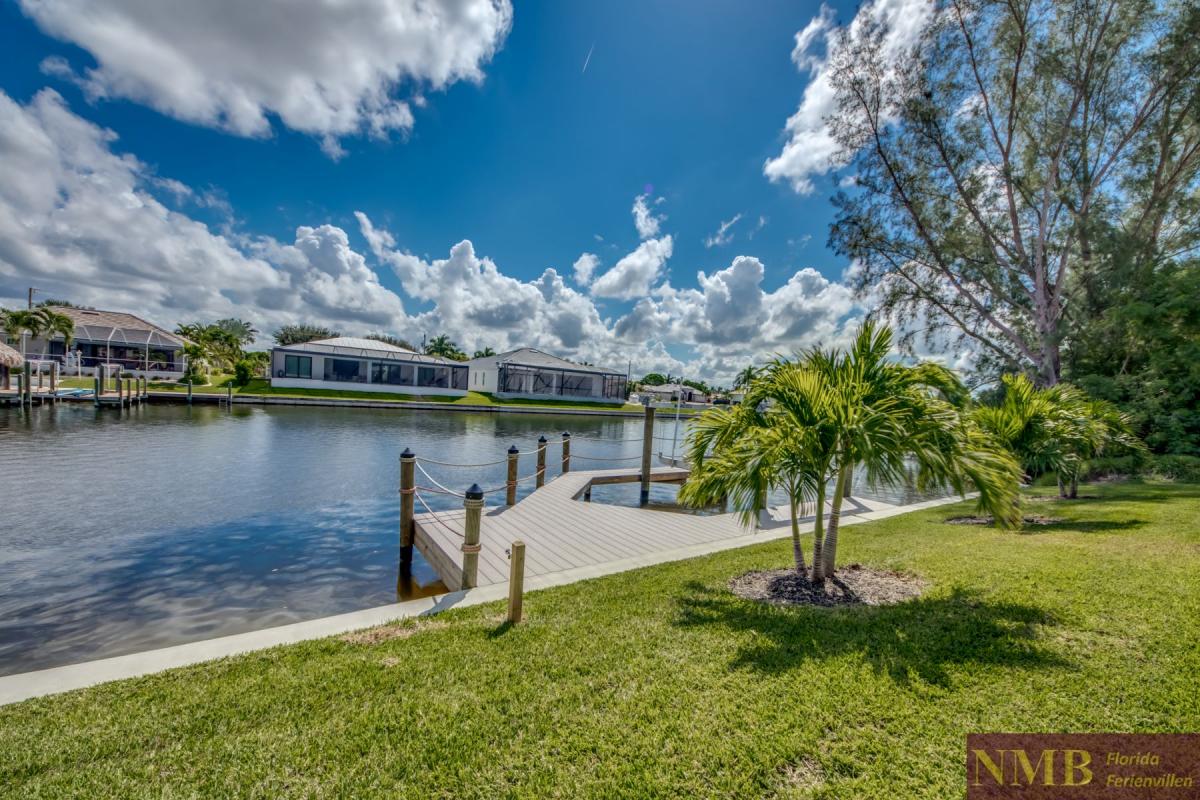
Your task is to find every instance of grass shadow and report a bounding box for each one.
[487,620,516,639]
[674,583,1071,688]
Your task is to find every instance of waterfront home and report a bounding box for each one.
[466,348,628,403]
[18,307,188,379]
[270,337,468,396]
[638,382,708,404]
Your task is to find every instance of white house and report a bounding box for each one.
[467,348,627,403]
[637,382,708,404]
[270,337,468,397]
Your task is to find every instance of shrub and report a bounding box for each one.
[233,359,254,386]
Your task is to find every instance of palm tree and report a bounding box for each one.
[425,334,465,360]
[473,346,497,359]
[213,318,257,346]
[973,374,1144,499]
[681,322,1021,585]
[2,310,47,356]
[733,365,758,390]
[681,399,822,574]
[35,308,74,352]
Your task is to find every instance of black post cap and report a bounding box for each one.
[401,447,414,458]
[466,483,484,500]
[508,445,519,454]
[562,431,571,437]
[538,435,547,442]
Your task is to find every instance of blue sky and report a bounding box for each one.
[0,0,904,383]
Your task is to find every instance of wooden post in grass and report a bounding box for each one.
[640,404,656,506]
[561,432,571,474]
[461,484,484,589]
[506,445,519,506]
[507,539,526,623]
[399,448,415,568]
[536,436,547,489]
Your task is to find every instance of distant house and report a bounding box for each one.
[20,307,188,378]
[270,337,468,396]
[467,348,627,403]
[638,383,708,404]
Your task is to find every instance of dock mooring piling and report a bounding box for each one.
[461,484,484,589]
[507,540,526,624]
[536,436,547,488]
[561,432,571,474]
[506,446,519,506]
[399,448,415,568]
[640,404,656,505]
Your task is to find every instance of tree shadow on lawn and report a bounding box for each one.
[673,583,1072,688]
[1016,519,1147,535]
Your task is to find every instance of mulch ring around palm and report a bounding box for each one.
[729,564,926,608]
[944,514,1064,525]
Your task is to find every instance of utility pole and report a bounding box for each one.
[27,287,38,309]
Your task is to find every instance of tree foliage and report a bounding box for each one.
[365,333,417,351]
[829,0,1200,387]
[272,324,339,346]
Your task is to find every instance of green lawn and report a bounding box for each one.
[2,482,1197,798]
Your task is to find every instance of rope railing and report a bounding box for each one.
[414,491,465,538]
[415,462,468,497]
[414,443,549,469]
[569,453,643,462]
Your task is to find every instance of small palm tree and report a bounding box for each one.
[213,318,257,346]
[681,401,822,574]
[681,323,1021,586]
[974,375,1145,498]
[473,346,497,359]
[2,310,47,356]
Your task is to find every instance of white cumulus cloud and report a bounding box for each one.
[631,193,665,239]
[18,0,513,156]
[589,236,673,300]
[764,0,933,193]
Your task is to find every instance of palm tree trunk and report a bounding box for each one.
[1069,473,1078,499]
[823,465,850,578]
[810,480,826,585]
[1057,475,1068,498]
[788,489,806,574]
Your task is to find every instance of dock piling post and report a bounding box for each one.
[561,432,571,474]
[23,360,31,407]
[536,436,547,488]
[227,384,233,407]
[461,484,484,589]
[399,449,415,568]
[16,372,23,409]
[506,445,519,506]
[640,404,656,506]
[187,379,193,406]
[507,540,526,624]
[94,372,100,408]
[49,362,58,400]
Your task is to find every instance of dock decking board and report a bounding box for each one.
[413,465,896,591]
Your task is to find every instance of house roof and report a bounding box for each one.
[274,337,460,365]
[53,307,187,348]
[474,347,624,375]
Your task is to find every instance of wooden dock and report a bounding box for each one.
[413,464,894,590]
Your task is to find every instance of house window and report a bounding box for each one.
[324,358,365,383]
[371,363,414,385]
[283,355,312,379]
[417,366,448,388]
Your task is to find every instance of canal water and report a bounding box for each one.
[0,402,937,675]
